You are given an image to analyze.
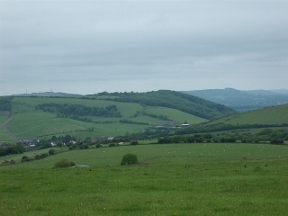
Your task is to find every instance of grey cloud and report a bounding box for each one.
[1,1,288,95]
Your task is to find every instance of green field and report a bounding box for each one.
[0,97,207,142]
[207,104,288,126]
[1,143,288,215]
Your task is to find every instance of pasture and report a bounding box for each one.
[206,104,288,126]
[1,143,288,215]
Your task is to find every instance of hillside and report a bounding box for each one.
[183,88,288,112]
[0,90,235,142]
[88,90,236,120]
[177,104,288,134]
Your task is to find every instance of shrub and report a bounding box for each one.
[35,154,42,160]
[54,159,74,168]
[96,144,103,148]
[48,149,57,155]
[21,155,30,162]
[121,153,138,165]
[270,139,284,145]
[130,140,139,145]
[109,143,118,147]
[41,153,49,158]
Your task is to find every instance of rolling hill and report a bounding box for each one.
[177,103,288,134]
[0,90,235,143]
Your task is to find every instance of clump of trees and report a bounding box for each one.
[121,154,138,165]
[0,96,13,112]
[36,103,122,119]
[0,143,25,156]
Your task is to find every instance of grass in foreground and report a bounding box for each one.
[1,143,288,215]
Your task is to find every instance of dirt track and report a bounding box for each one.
[1,114,18,141]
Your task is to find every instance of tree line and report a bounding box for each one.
[36,103,122,118]
[158,128,288,145]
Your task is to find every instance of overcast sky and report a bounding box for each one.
[1,0,288,95]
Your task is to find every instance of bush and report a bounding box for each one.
[54,159,74,168]
[109,143,118,147]
[130,140,139,145]
[121,153,138,165]
[270,139,285,145]
[96,144,103,148]
[41,153,49,158]
[35,154,42,160]
[21,155,30,162]
[48,149,57,155]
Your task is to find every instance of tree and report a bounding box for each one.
[121,154,138,165]
[48,149,57,155]
[130,140,139,145]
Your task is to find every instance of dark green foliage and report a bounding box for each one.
[130,140,139,145]
[119,119,149,125]
[36,103,122,118]
[54,159,74,168]
[0,143,25,156]
[21,156,30,162]
[0,96,13,112]
[79,144,89,149]
[121,154,138,165]
[96,144,103,148]
[109,143,119,147]
[41,153,48,158]
[270,139,285,145]
[69,145,77,150]
[48,149,57,155]
[35,154,42,160]
[158,127,288,145]
[177,123,288,135]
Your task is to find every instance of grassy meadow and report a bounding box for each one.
[207,104,288,126]
[1,143,288,215]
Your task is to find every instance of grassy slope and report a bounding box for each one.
[1,143,288,215]
[4,97,206,141]
[102,90,236,119]
[0,112,14,143]
[206,104,288,126]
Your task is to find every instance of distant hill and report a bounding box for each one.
[14,92,80,98]
[88,90,236,120]
[0,90,235,142]
[183,88,288,112]
[177,104,288,134]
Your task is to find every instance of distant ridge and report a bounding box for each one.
[14,92,80,98]
[183,88,288,112]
